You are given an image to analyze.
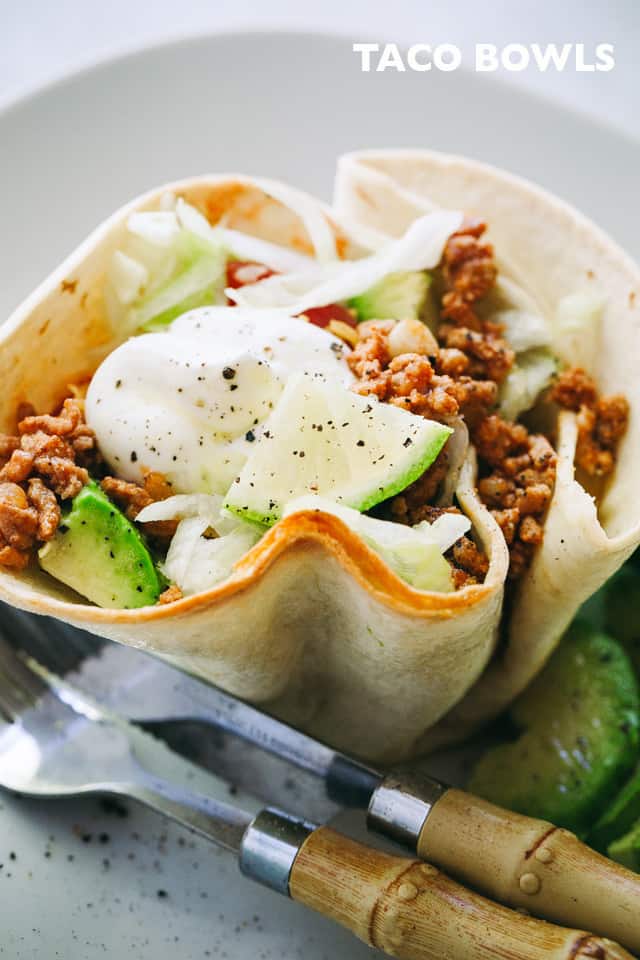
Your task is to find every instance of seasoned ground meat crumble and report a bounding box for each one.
[0,398,97,569]
[349,221,629,583]
[550,367,629,478]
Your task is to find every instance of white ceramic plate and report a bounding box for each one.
[1,31,639,959]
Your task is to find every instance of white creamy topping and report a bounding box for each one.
[85,308,353,495]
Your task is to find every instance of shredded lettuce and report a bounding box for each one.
[229,175,339,264]
[107,251,149,306]
[127,211,182,247]
[137,493,241,536]
[136,494,223,525]
[106,207,227,333]
[161,518,262,596]
[482,275,557,420]
[175,198,313,273]
[413,513,473,554]
[494,308,551,354]
[142,493,263,595]
[554,291,605,369]
[484,276,552,354]
[106,183,340,333]
[227,210,463,313]
[283,495,471,592]
[497,290,604,421]
[499,348,558,422]
[133,241,227,331]
[176,175,338,263]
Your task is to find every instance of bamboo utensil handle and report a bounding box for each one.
[289,826,634,960]
[417,789,640,955]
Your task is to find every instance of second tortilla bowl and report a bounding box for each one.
[0,158,637,763]
[333,148,640,748]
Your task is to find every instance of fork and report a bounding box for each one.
[0,634,250,849]
[0,636,632,960]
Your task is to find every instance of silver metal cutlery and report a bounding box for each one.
[1,607,639,956]
[3,626,628,960]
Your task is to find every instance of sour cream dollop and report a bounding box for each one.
[85,308,354,495]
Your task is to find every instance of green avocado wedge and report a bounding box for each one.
[468,622,640,836]
[349,270,430,322]
[604,566,640,677]
[39,481,162,609]
[608,817,640,871]
[589,765,640,853]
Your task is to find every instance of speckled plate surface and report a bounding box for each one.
[1,30,639,960]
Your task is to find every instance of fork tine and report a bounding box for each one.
[0,634,48,722]
[0,603,105,676]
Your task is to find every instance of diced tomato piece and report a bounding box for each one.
[226,260,277,289]
[225,261,357,331]
[299,304,358,329]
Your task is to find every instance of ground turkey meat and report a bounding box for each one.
[0,397,97,568]
[551,367,629,478]
[440,219,497,328]
[27,478,61,541]
[348,220,553,583]
[450,536,490,587]
[474,416,556,580]
[0,388,178,571]
[349,340,497,425]
[439,324,514,384]
[158,583,184,605]
[339,261,630,585]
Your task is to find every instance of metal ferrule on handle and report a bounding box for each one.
[239,808,315,895]
[367,772,448,848]
[239,770,449,900]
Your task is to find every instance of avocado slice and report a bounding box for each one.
[349,270,430,322]
[39,481,162,608]
[604,566,640,677]
[589,765,640,853]
[468,622,640,836]
[608,817,640,871]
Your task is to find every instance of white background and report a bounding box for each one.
[2,0,639,139]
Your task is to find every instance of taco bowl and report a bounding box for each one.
[334,149,640,749]
[0,174,511,763]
